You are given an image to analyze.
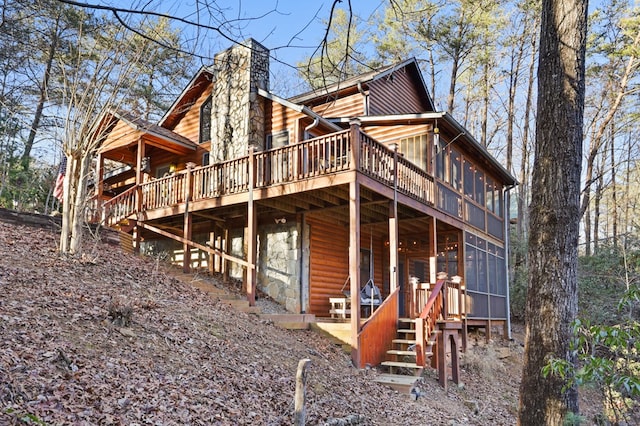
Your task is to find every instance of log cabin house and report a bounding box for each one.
[91,39,516,383]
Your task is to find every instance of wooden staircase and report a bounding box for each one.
[380,318,437,375]
[374,318,439,393]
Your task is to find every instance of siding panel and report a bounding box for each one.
[369,69,429,115]
[311,93,365,118]
[307,213,387,317]
[171,84,212,142]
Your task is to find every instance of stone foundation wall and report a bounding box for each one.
[257,222,302,313]
[139,220,305,314]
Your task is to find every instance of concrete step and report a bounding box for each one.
[310,322,352,346]
[260,314,316,330]
[220,298,261,314]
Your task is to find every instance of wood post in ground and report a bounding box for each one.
[294,358,311,426]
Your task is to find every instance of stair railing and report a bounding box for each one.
[101,185,138,227]
[414,278,445,367]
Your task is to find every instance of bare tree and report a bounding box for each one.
[57,13,191,254]
[518,0,588,424]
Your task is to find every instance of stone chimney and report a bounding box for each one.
[209,39,270,163]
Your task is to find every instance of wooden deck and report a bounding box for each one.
[99,127,436,223]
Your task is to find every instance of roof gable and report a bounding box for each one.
[159,66,213,129]
[289,58,435,113]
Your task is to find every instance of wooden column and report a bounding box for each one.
[208,230,215,275]
[222,227,230,283]
[349,118,361,171]
[388,201,398,293]
[95,152,104,200]
[215,231,222,273]
[247,146,257,306]
[182,163,194,273]
[429,217,438,283]
[133,139,146,253]
[389,143,399,294]
[349,180,361,366]
[135,138,145,209]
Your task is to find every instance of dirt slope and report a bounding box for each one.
[0,220,525,425]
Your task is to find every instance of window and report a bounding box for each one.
[450,148,461,191]
[199,96,212,144]
[486,177,494,213]
[464,159,474,199]
[202,152,210,166]
[399,134,429,171]
[435,147,445,181]
[156,164,171,178]
[266,130,289,149]
[475,170,485,206]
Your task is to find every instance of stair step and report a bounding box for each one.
[392,338,416,345]
[373,374,419,394]
[381,361,422,369]
[387,349,416,356]
[397,328,416,334]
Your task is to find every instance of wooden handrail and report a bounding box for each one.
[102,185,138,226]
[357,288,400,368]
[116,128,435,216]
[415,279,445,367]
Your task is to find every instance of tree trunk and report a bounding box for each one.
[480,60,488,147]
[447,53,459,113]
[69,152,92,254]
[59,154,76,253]
[518,0,587,424]
[21,17,60,170]
[594,157,604,254]
[516,23,538,243]
[610,121,617,248]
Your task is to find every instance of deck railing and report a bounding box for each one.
[102,185,137,226]
[140,172,188,210]
[192,157,249,201]
[100,126,436,217]
[357,288,400,368]
[254,130,352,186]
[414,278,464,367]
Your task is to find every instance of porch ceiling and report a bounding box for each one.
[102,134,195,164]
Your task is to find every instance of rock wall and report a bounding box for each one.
[210,39,269,163]
[139,220,306,314]
[257,222,302,313]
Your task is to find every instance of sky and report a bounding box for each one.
[125,0,387,71]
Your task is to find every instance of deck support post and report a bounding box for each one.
[208,230,215,274]
[182,162,194,273]
[135,138,145,211]
[349,180,361,367]
[223,227,230,283]
[132,224,140,254]
[247,146,257,306]
[389,143,399,296]
[429,217,437,284]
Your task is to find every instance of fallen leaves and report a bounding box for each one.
[0,220,522,425]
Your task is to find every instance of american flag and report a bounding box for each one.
[53,156,67,202]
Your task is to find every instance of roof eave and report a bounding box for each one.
[258,88,342,132]
[331,112,517,186]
